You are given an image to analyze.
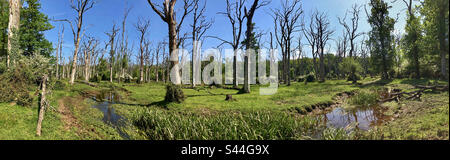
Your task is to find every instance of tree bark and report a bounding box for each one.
[7,0,20,69]
[36,74,48,136]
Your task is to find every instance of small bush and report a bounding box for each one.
[124,77,132,83]
[90,75,102,83]
[16,93,33,106]
[53,80,66,90]
[350,90,378,107]
[306,74,316,82]
[165,84,185,103]
[347,73,361,84]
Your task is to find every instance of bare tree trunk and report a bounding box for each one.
[66,0,95,85]
[242,0,267,93]
[437,0,449,81]
[56,29,60,79]
[58,25,64,80]
[7,0,20,69]
[83,49,88,81]
[62,58,65,79]
[148,0,192,85]
[36,74,48,136]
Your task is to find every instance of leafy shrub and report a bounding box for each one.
[306,74,316,82]
[165,84,185,103]
[0,64,34,106]
[0,54,52,107]
[89,75,100,83]
[53,80,66,90]
[339,58,362,83]
[347,73,361,83]
[350,90,378,107]
[124,77,132,83]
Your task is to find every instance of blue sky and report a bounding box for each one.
[41,0,407,62]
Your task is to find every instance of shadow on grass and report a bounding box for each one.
[357,79,394,88]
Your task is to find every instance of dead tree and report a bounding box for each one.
[314,11,334,82]
[7,0,20,69]
[56,27,61,79]
[145,43,154,82]
[135,18,150,83]
[147,0,194,85]
[82,37,97,81]
[106,23,120,83]
[58,24,65,80]
[272,0,303,86]
[190,0,212,87]
[241,0,269,93]
[36,74,48,136]
[118,4,131,83]
[213,0,246,88]
[56,0,95,84]
[59,0,96,85]
[303,11,319,77]
[155,42,163,82]
[338,4,363,58]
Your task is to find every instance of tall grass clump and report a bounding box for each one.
[349,90,379,107]
[131,109,320,140]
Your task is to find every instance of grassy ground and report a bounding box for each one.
[0,78,448,140]
[0,81,122,140]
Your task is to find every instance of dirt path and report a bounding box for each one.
[57,98,81,131]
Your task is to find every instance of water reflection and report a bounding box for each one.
[92,90,130,139]
[320,105,391,131]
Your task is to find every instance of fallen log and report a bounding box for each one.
[379,89,424,103]
[78,81,98,87]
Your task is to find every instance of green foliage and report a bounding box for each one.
[339,58,362,83]
[89,75,102,83]
[53,80,66,90]
[367,0,396,79]
[0,54,52,106]
[402,8,422,78]
[165,84,185,103]
[131,108,318,140]
[350,90,379,107]
[305,74,316,82]
[0,0,8,58]
[19,0,54,57]
[96,58,109,80]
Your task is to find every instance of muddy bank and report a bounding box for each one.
[289,91,356,115]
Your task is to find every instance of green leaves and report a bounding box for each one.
[19,0,54,57]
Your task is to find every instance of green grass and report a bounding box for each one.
[129,108,321,140]
[373,92,449,140]
[118,80,361,112]
[0,103,76,140]
[349,89,379,107]
[0,81,125,140]
[1,77,448,140]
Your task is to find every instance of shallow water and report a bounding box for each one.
[319,106,391,131]
[91,90,130,139]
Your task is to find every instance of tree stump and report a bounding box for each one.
[225,94,233,101]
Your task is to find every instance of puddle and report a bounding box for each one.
[319,105,391,131]
[91,90,130,139]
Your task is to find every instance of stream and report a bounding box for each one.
[91,90,130,139]
[318,105,391,131]
[317,89,393,131]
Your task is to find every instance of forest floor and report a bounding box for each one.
[0,78,448,140]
